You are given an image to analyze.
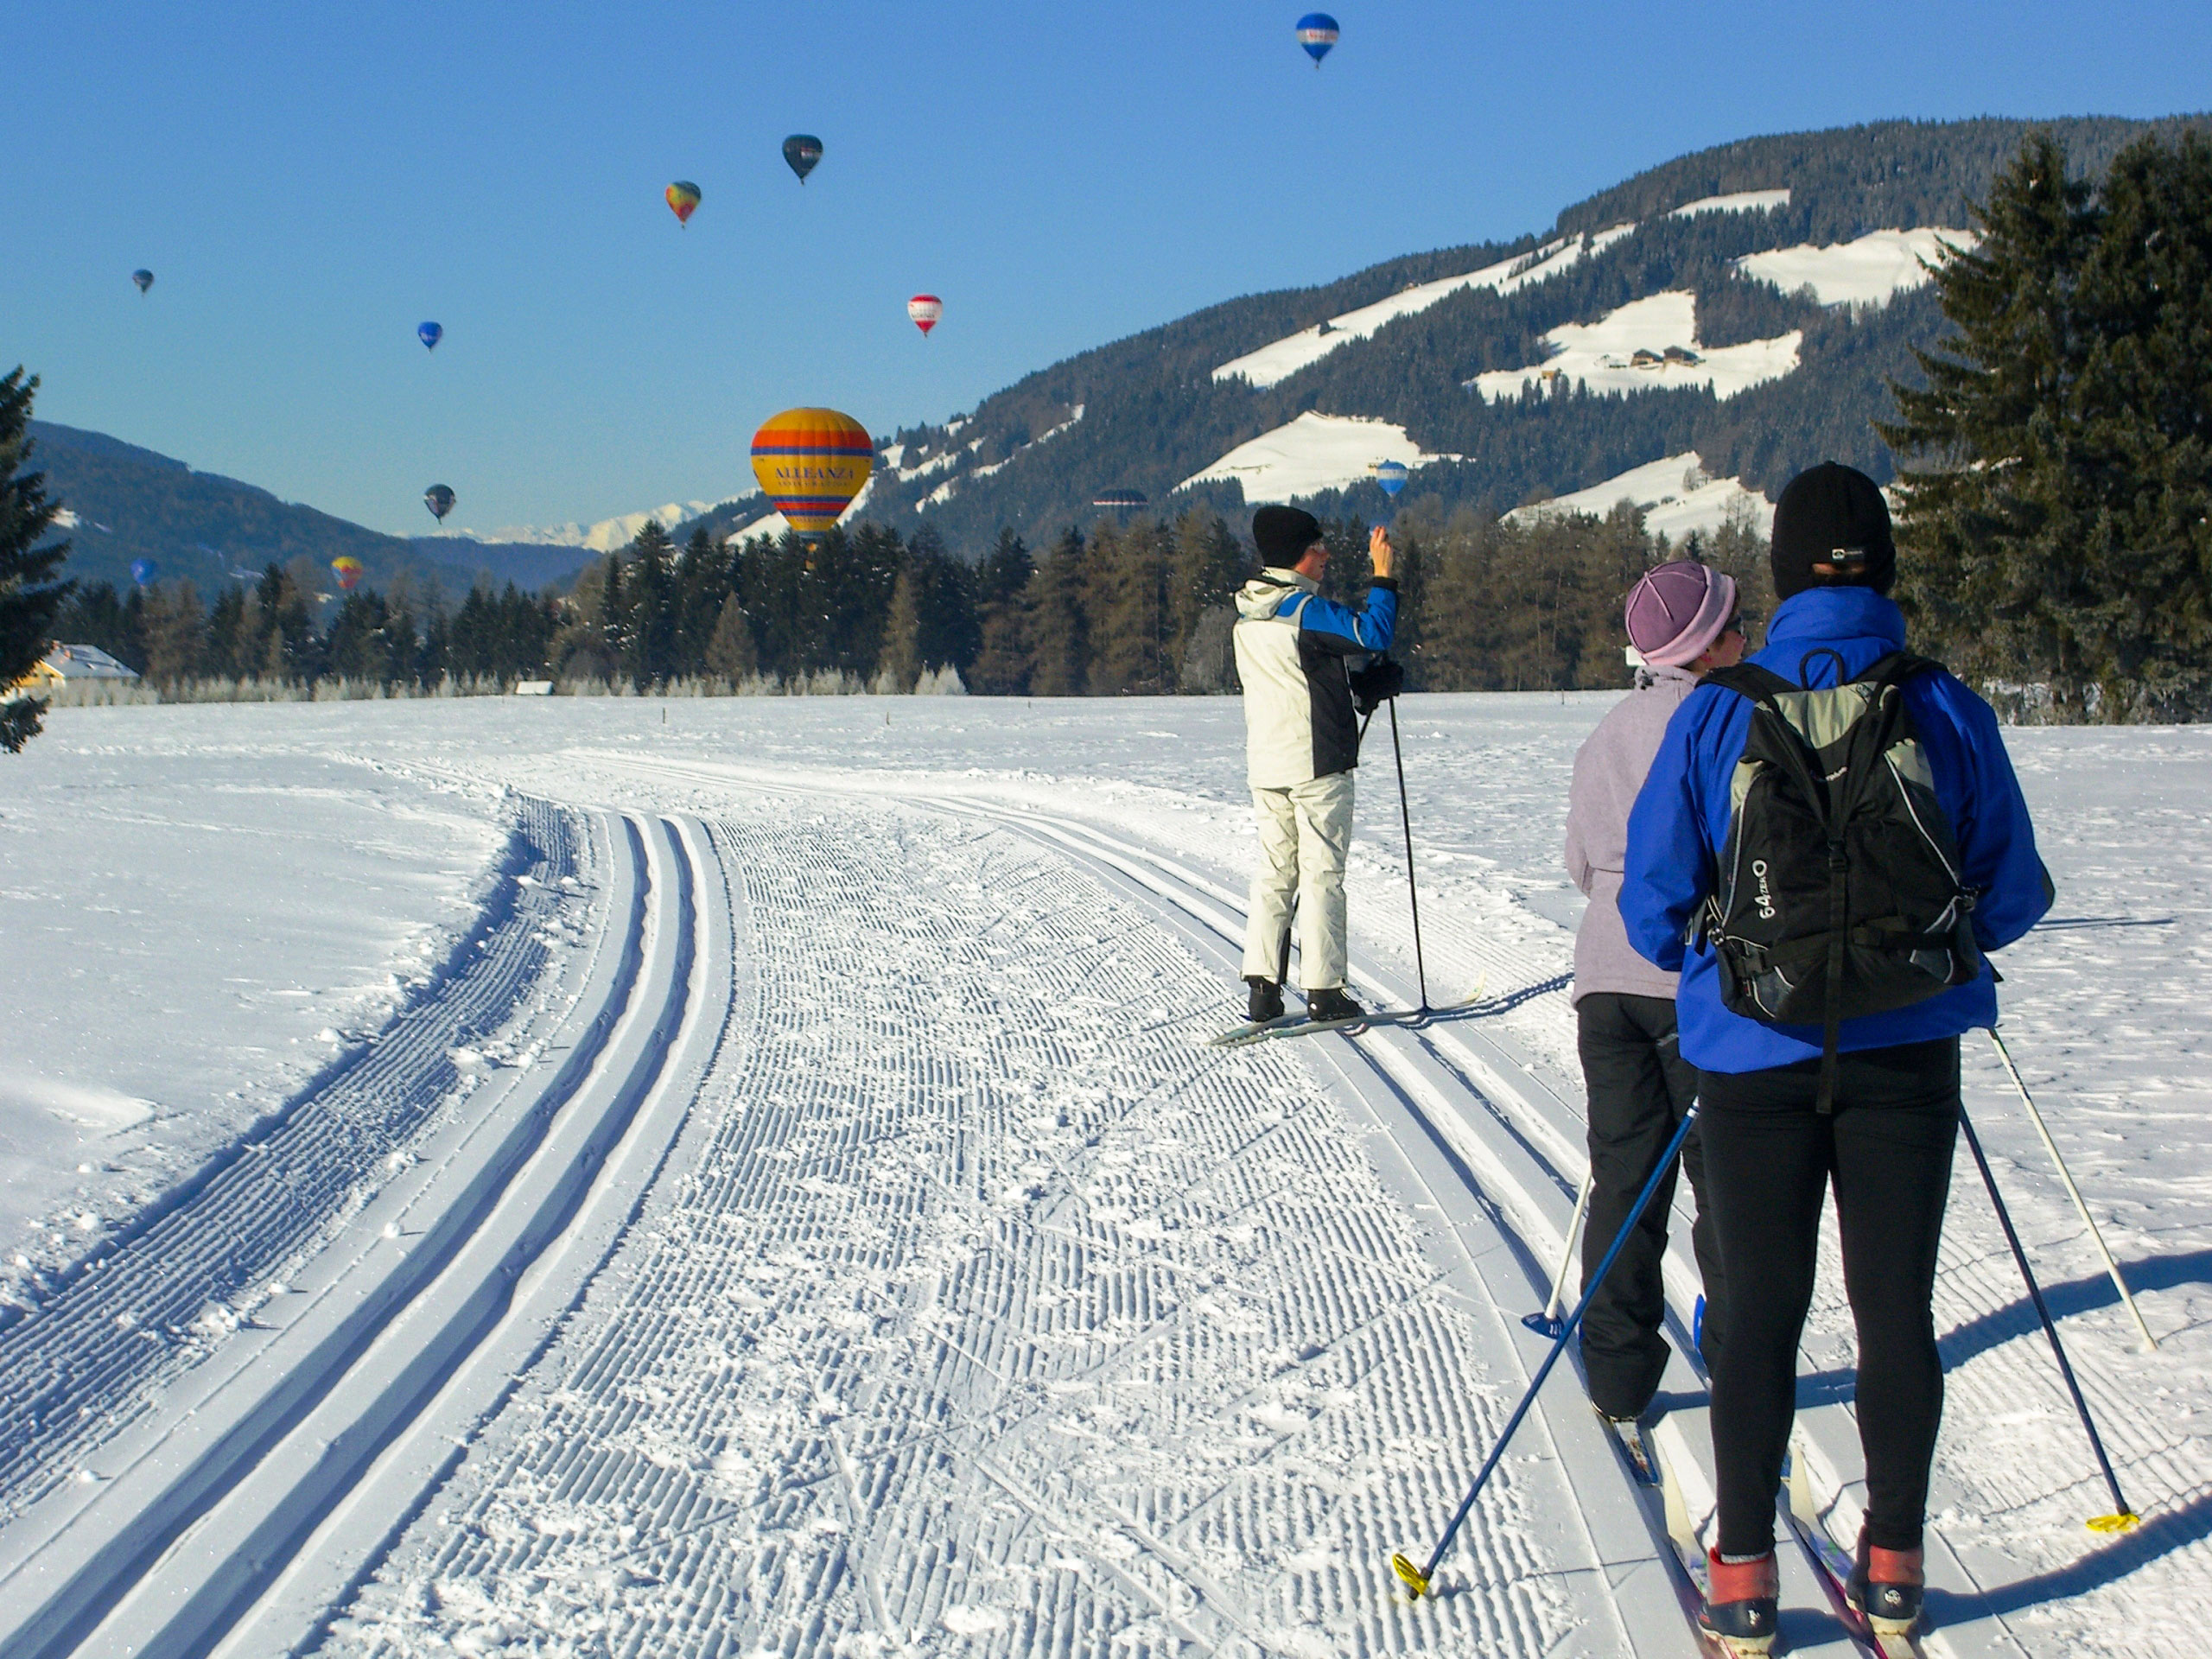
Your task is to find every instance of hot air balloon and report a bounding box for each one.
[783,135,823,183]
[666,181,701,226]
[1294,12,1338,65]
[907,295,943,336]
[418,321,443,352]
[130,558,159,587]
[1092,489,1148,512]
[750,409,872,536]
[331,556,365,592]
[1375,460,1408,498]
[424,484,456,523]
[131,270,155,295]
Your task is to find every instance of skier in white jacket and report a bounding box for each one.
[1232,506,1397,1024]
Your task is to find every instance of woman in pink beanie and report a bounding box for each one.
[1562,560,1742,1426]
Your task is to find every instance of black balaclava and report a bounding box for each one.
[1770,461,1896,601]
[1253,505,1324,568]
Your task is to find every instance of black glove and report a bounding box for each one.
[1348,658,1404,717]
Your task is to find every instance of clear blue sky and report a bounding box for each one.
[3,2,2206,537]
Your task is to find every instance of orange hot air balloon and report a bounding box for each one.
[666,181,701,226]
[331,556,365,592]
[750,408,873,536]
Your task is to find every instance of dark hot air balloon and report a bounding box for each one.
[131,270,155,295]
[424,484,456,523]
[907,295,943,336]
[1295,13,1338,66]
[418,321,443,351]
[130,558,159,586]
[666,181,701,226]
[1093,489,1148,512]
[783,135,823,183]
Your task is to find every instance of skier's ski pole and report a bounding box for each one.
[1522,1167,1593,1338]
[1986,1027,2158,1351]
[1957,1104,2140,1532]
[1395,1105,1700,1598]
[1385,697,1431,1013]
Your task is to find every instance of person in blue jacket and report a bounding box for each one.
[1620,463,2052,1651]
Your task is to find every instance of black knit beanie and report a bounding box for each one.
[1253,505,1324,567]
[1770,462,1896,600]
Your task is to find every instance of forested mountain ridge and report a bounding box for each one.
[848,114,2211,553]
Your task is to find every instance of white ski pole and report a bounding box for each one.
[1986,1027,2158,1352]
[1522,1168,1593,1338]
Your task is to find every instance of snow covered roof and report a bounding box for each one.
[37,643,141,681]
[1211,226,1637,390]
[1503,453,1775,541]
[1465,290,1801,404]
[1734,226,1976,308]
[1178,411,1459,504]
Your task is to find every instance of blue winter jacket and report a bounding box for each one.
[1619,586,2053,1072]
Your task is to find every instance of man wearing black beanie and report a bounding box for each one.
[1232,507,1397,1025]
[1617,461,2052,1651]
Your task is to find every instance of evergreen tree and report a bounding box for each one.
[1090,519,1174,694]
[620,520,678,687]
[1168,510,1249,690]
[1,369,73,751]
[1025,527,1090,696]
[1884,130,2212,718]
[969,529,1034,694]
[140,581,207,683]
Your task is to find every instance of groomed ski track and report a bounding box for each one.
[0,747,2152,1657]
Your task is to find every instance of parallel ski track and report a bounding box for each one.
[0,801,586,1523]
[322,789,1620,1659]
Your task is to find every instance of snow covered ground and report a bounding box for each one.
[1669,189,1791,219]
[1179,411,1459,504]
[1468,290,1802,404]
[1504,453,1777,541]
[1736,228,1977,308]
[0,695,2207,1657]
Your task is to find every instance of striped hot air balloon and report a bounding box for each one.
[750,408,873,535]
[1294,13,1338,66]
[907,295,943,335]
[1374,460,1408,497]
[331,556,365,592]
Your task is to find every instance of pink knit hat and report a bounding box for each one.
[1624,561,1738,668]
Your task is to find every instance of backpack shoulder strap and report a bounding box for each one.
[1854,651,1945,691]
[1700,662,1798,709]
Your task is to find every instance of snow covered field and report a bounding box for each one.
[0,695,2207,1658]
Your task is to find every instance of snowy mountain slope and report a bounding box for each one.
[1210,226,1635,390]
[849,114,2207,552]
[1504,453,1775,540]
[1466,289,1802,404]
[1179,411,1459,504]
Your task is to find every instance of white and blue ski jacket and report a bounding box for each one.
[1619,586,2054,1072]
[1233,567,1398,788]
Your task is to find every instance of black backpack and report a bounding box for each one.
[1700,650,1982,1107]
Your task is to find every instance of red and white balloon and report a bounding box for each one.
[907,294,943,336]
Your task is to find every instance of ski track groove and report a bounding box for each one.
[319,791,1586,1659]
[0,802,588,1524]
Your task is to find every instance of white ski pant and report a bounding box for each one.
[1243,771,1355,991]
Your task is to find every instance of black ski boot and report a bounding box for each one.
[1698,1548,1777,1656]
[1245,977,1284,1022]
[1846,1530,1924,1642]
[1304,987,1366,1023]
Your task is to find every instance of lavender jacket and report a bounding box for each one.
[1564,665,1697,1005]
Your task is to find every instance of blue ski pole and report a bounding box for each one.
[1395,1104,1700,1598]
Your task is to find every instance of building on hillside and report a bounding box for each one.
[10,644,142,693]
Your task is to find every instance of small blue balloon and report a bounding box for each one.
[1376,460,1408,498]
[418,321,443,351]
[1295,12,1338,65]
[130,558,159,587]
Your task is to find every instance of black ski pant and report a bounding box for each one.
[1576,993,1725,1420]
[1699,1037,1961,1558]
